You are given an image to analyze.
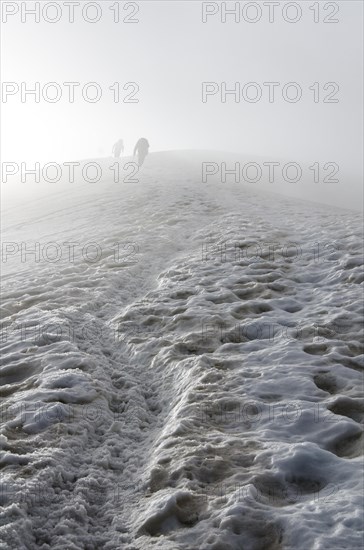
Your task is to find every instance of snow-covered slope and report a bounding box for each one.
[1,152,363,549]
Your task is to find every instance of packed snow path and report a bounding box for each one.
[1,152,363,549]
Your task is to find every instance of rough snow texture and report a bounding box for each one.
[1,152,363,549]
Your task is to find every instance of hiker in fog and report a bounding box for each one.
[112,139,124,158]
[133,137,149,167]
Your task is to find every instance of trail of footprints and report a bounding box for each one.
[113,210,363,549]
[1,189,363,549]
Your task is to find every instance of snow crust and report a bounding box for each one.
[1,152,363,549]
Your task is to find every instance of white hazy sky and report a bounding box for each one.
[1,0,363,203]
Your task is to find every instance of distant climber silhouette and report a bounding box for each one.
[133,137,149,167]
[112,139,124,158]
